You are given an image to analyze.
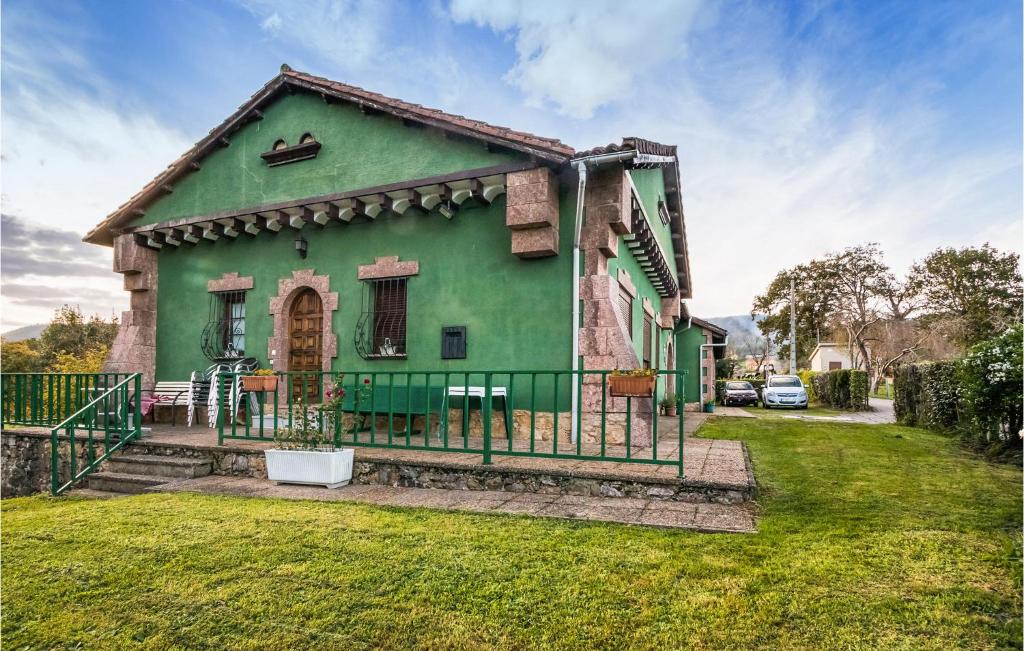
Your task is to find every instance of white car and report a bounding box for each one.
[762,375,809,409]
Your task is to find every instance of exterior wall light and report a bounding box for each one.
[295,235,308,259]
[438,199,458,219]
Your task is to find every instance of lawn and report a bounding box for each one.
[3,419,1020,650]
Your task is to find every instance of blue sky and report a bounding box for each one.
[1,0,1021,329]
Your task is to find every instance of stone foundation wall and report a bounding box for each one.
[2,431,107,497]
[3,430,754,504]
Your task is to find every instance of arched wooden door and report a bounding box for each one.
[288,288,323,402]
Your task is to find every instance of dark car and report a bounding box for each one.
[723,381,759,407]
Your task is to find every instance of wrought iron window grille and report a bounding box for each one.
[202,290,247,362]
[355,277,408,360]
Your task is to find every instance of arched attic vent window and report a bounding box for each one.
[261,134,322,167]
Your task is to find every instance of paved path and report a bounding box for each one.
[142,475,756,533]
[710,406,756,418]
[782,397,896,425]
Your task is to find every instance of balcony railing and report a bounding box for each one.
[217,369,688,476]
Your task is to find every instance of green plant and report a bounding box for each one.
[958,324,1023,447]
[610,368,656,377]
[274,398,332,450]
[797,370,821,403]
[659,393,678,410]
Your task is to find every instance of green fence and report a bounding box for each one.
[217,369,688,476]
[1,373,136,428]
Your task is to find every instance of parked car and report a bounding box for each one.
[762,375,809,409]
[723,381,759,407]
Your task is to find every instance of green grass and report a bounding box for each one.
[3,420,1020,650]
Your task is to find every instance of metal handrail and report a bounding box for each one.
[49,373,142,495]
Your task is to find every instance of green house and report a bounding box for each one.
[87,66,708,444]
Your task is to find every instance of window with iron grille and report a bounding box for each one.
[355,277,408,359]
[617,284,633,339]
[201,290,246,361]
[642,312,652,368]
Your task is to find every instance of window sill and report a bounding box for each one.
[364,354,408,360]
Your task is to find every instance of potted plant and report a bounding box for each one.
[703,400,716,414]
[264,398,354,489]
[609,368,657,397]
[659,393,678,416]
[241,368,278,393]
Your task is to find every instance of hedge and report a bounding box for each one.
[894,324,1022,450]
[812,368,869,411]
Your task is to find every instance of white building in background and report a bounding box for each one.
[807,343,854,372]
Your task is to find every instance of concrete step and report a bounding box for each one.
[87,471,169,494]
[106,455,212,479]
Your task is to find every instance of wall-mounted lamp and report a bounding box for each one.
[294,235,308,259]
[438,199,458,220]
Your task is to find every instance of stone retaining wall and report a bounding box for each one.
[1,430,754,504]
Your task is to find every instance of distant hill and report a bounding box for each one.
[1,324,46,341]
[704,315,763,340]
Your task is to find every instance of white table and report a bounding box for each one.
[439,386,510,439]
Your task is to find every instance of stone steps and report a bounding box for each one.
[86,452,214,494]
[106,454,212,479]
[87,471,169,494]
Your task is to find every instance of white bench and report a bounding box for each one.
[150,381,193,425]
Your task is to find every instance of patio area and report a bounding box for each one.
[134,411,752,490]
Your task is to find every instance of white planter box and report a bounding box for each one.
[264,448,354,489]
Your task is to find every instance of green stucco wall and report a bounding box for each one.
[131,91,525,227]
[676,324,706,403]
[155,194,573,378]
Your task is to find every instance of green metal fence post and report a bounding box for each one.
[677,370,685,478]
[133,373,142,436]
[482,373,493,465]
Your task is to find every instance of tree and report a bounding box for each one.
[1,339,42,373]
[752,258,838,367]
[909,244,1023,347]
[36,306,118,370]
[731,331,775,374]
[754,244,929,391]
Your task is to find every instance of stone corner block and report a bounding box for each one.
[511,226,559,258]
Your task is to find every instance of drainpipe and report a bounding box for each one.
[569,150,638,444]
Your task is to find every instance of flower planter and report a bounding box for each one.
[664,406,677,417]
[241,375,278,393]
[608,375,656,397]
[265,448,354,489]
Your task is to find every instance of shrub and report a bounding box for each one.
[797,370,821,403]
[809,369,869,410]
[893,364,923,426]
[848,370,869,411]
[892,325,1022,455]
[921,361,959,431]
[958,325,1023,445]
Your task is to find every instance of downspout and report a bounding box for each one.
[569,150,639,444]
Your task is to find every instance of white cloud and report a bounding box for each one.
[0,5,192,330]
[237,0,394,71]
[448,0,705,118]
